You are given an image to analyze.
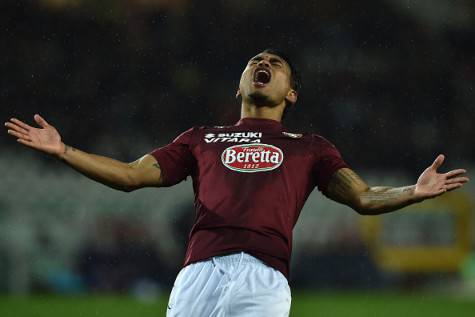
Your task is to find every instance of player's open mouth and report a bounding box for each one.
[253,68,271,87]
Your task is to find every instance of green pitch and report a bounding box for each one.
[0,292,474,317]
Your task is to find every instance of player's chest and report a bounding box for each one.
[192,131,312,173]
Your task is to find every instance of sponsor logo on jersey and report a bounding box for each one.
[204,132,262,143]
[282,132,303,138]
[221,143,283,173]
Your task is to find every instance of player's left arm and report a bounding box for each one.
[324,154,469,215]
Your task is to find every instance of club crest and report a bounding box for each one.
[282,132,303,138]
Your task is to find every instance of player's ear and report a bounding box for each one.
[236,88,241,99]
[285,89,297,104]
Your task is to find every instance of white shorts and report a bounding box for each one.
[166,252,291,317]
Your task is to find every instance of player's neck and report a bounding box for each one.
[240,101,285,122]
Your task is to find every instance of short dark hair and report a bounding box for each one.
[261,48,301,93]
[260,48,300,119]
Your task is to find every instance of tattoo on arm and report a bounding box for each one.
[361,186,414,202]
[357,185,416,214]
[326,168,368,204]
[326,168,416,214]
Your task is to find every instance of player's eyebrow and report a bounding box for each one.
[249,55,285,64]
[249,56,263,63]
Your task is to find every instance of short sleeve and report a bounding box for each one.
[150,127,196,187]
[311,136,349,192]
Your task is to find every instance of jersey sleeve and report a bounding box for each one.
[150,127,196,187]
[311,136,349,192]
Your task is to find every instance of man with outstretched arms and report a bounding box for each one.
[5,49,469,316]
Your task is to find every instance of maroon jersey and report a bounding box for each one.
[151,118,348,278]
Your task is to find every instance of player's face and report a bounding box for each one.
[238,53,296,107]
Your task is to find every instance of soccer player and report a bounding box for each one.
[5,49,469,316]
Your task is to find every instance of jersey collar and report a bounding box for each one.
[235,117,285,132]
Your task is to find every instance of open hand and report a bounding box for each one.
[5,114,65,156]
[414,154,469,200]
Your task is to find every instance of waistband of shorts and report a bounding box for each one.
[211,252,264,266]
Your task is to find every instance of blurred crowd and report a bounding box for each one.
[2,0,474,171]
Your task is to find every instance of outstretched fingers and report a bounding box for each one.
[17,138,40,150]
[7,129,31,141]
[443,170,469,192]
[431,154,445,170]
[34,114,50,128]
[5,121,29,135]
[446,176,470,185]
[444,169,467,179]
[445,183,465,192]
[9,118,32,131]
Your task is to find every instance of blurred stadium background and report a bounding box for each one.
[1,0,474,316]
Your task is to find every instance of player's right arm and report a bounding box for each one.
[5,114,162,192]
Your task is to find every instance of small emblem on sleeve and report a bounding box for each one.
[282,132,303,138]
